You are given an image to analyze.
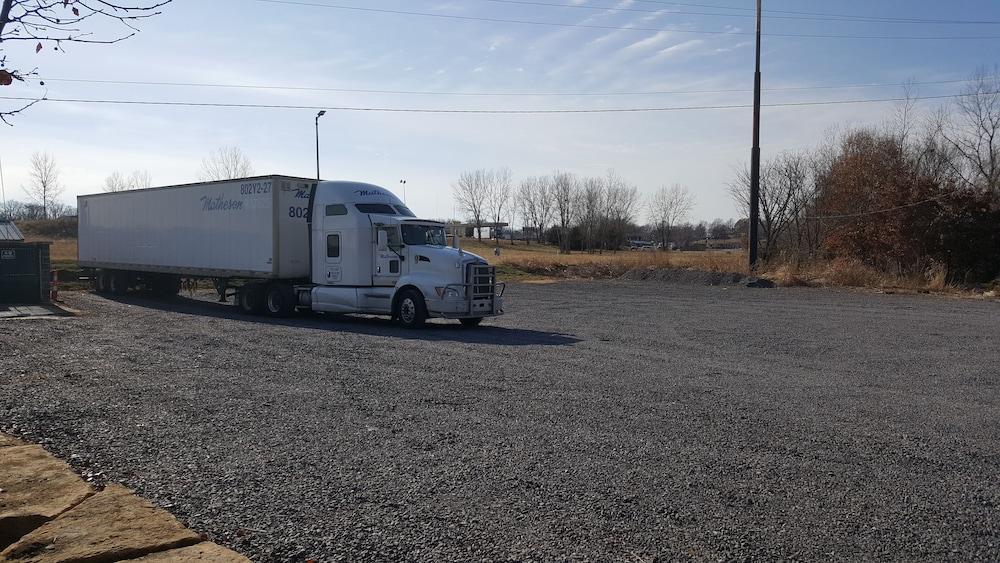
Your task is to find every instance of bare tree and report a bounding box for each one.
[104,171,128,193]
[604,170,639,251]
[47,200,71,217]
[729,151,806,260]
[648,184,694,250]
[104,169,152,192]
[515,176,553,244]
[0,198,23,219]
[577,176,605,252]
[199,146,254,181]
[552,171,577,254]
[21,151,63,218]
[0,0,172,124]
[486,166,512,243]
[935,67,1000,195]
[453,169,490,241]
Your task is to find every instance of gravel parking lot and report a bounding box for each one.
[1,281,998,561]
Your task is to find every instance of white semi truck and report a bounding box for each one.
[77,175,504,328]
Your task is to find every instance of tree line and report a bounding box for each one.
[728,67,1000,282]
[1,146,255,220]
[453,168,717,253]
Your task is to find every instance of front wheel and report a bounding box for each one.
[459,317,483,327]
[396,289,427,329]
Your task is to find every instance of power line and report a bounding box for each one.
[478,0,1000,25]
[32,76,987,97]
[251,0,1000,40]
[1,90,995,114]
[807,193,953,220]
[627,0,1000,24]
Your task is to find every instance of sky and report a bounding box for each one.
[1,0,999,224]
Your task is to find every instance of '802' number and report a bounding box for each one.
[289,206,311,220]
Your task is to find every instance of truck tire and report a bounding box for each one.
[237,284,265,315]
[459,317,483,327]
[95,271,110,294]
[396,289,427,329]
[264,283,296,317]
[108,271,129,295]
[150,275,180,297]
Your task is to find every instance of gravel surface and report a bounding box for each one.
[1,282,999,562]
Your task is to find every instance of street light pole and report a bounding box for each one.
[748,0,762,271]
[315,110,326,181]
[399,179,407,204]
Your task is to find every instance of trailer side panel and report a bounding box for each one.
[78,176,311,279]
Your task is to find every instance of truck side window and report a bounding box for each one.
[325,204,347,216]
[356,203,396,214]
[379,227,402,249]
[327,234,340,258]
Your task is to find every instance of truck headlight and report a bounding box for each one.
[435,287,461,299]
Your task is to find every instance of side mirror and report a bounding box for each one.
[377,230,388,251]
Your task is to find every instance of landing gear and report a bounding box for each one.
[213,278,229,303]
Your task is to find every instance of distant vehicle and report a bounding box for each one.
[77,176,504,328]
[627,240,655,250]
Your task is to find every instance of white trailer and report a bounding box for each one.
[78,176,504,327]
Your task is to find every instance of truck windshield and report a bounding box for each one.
[401,224,447,246]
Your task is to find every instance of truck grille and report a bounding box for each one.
[467,263,496,298]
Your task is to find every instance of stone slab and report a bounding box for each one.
[126,543,252,562]
[0,445,93,550]
[0,484,200,562]
[0,305,73,320]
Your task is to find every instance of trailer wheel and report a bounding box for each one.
[108,271,129,295]
[149,275,180,297]
[237,284,265,315]
[95,271,110,294]
[396,289,427,329]
[264,283,296,317]
[459,317,483,327]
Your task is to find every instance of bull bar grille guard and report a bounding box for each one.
[441,264,505,315]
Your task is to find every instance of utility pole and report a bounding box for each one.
[748,0,762,270]
[315,110,326,180]
[0,155,6,213]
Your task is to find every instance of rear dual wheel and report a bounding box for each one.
[264,283,296,317]
[237,284,265,315]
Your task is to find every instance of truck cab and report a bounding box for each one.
[297,181,504,327]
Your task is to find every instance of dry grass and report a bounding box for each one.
[761,258,958,293]
[23,236,78,262]
[461,239,745,279]
[24,234,988,296]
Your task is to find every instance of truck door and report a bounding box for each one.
[373,227,401,287]
[325,231,342,283]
